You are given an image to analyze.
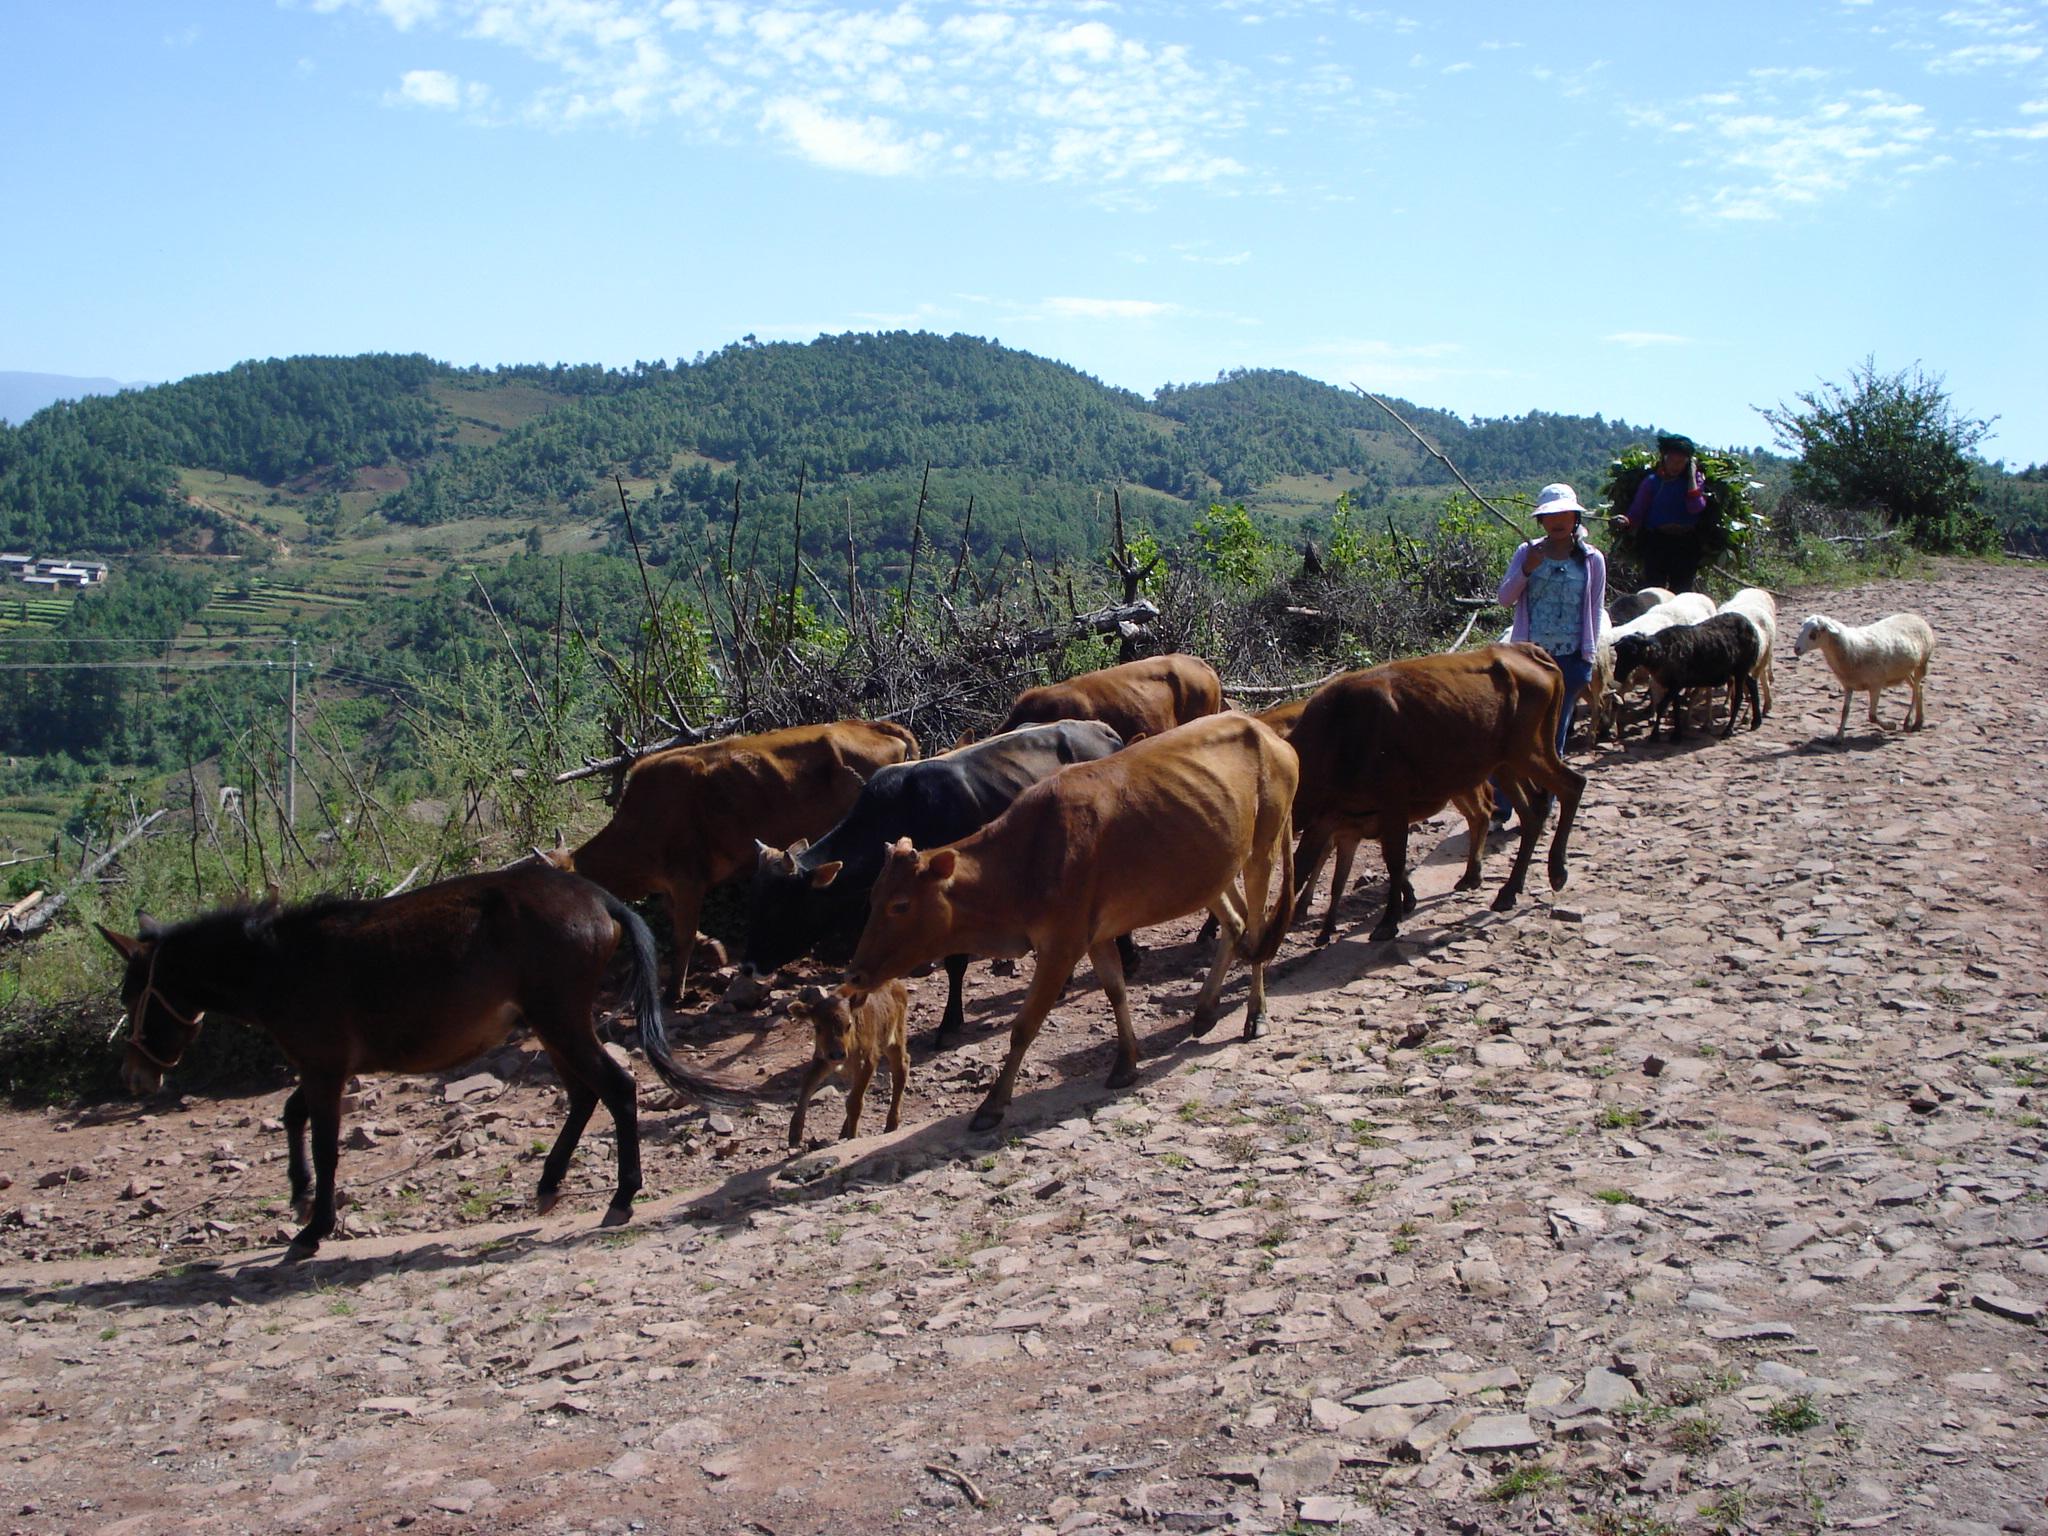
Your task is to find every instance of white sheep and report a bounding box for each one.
[1715,587,1779,717]
[1792,612,1937,736]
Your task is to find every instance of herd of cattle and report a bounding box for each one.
[97,582,1937,1253]
[551,642,1586,1136]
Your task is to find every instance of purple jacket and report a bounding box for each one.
[1627,465,1707,531]
[1497,540,1608,657]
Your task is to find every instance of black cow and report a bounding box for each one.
[744,720,1126,1042]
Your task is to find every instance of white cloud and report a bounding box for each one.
[331,0,1254,192]
[1605,332,1691,348]
[1044,297,1179,320]
[1929,41,2044,71]
[394,67,461,108]
[759,97,932,175]
[376,0,440,29]
[1628,81,1941,221]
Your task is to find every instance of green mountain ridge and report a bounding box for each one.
[0,334,1697,568]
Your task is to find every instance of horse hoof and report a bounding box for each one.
[1242,1013,1268,1042]
[536,1189,561,1216]
[1105,1060,1138,1090]
[968,1104,1006,1134]
[600,1203,634,1229]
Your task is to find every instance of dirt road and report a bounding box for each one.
[3,561,2044,1535]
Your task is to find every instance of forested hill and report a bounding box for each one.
[0,334,1673,562]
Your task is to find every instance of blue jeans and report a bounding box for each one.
[1543,648,1595,757]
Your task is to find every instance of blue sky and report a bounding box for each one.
[3,0,2043,463]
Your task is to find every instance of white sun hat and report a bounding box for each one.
[1532,483,1587,519]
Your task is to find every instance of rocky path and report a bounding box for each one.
[3,560,2044,1536]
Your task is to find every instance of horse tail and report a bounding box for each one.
[596,890,734,1104]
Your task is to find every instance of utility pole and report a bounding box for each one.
[286,636,299,827]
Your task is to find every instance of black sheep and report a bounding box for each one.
[1632,614,1764,741]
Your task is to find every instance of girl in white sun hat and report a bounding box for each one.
[1495,482,1607,762]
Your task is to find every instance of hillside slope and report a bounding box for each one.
[0,336,1677,567]
[1,560,2040,1534]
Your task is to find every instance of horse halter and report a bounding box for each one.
[122,946,205,1073]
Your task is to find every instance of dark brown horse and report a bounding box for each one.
[97,865,709,1259]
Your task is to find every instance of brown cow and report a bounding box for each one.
[1239,698,1503,937]
[847,712,1298,1133]
[551,721,917,1003]
[1289,644,1584,944]
[786,980,911,1148]
[993,653,1222,740]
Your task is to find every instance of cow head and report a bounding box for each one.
[846,837,957,992]
[742,838,845,978]
[788,982,864,1064]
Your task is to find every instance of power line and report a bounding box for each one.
[0,658,293,672]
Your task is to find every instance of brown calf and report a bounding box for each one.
[993,653,1222,740]
[786,980,912,1147]
[847,712,1297,1133]
[1289,644,1584,944]
[552,720,916,1003]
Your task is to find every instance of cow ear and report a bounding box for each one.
[754,838,781,869]
[809,861,842,889]
[1126,730,1150,746]
[137,912,164,939]
[97,924,143,961]
[789,837,810,858]
[554,827,568,850]
[926,848,958,881]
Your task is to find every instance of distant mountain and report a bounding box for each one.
[0,371,147,424]
[0,337,1680,563]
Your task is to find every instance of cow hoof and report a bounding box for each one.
[1548,866,1569,892]
[968,1103,1007,1134]
[1105,1059,1138,1090]
[1454,874,1481,892]
[1187,1005,1219,1038]
[1242,1013,1267,1042]
[1368,923,1399,943]
[536,1189,561,1216]
[1490,891,1520,913]
[600,1203,634,1229]
[281,1240,318,1265]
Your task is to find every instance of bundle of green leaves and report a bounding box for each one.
[1601,445,1767,567]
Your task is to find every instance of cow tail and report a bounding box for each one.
[1248,802,1296,966]
[597,890,734,1103]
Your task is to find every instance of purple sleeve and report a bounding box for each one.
[1497,542,1533,606]
[1582,547,1607,653]
[1686,465,1707,516]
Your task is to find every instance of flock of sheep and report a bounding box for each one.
[1581,586,1935,744]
